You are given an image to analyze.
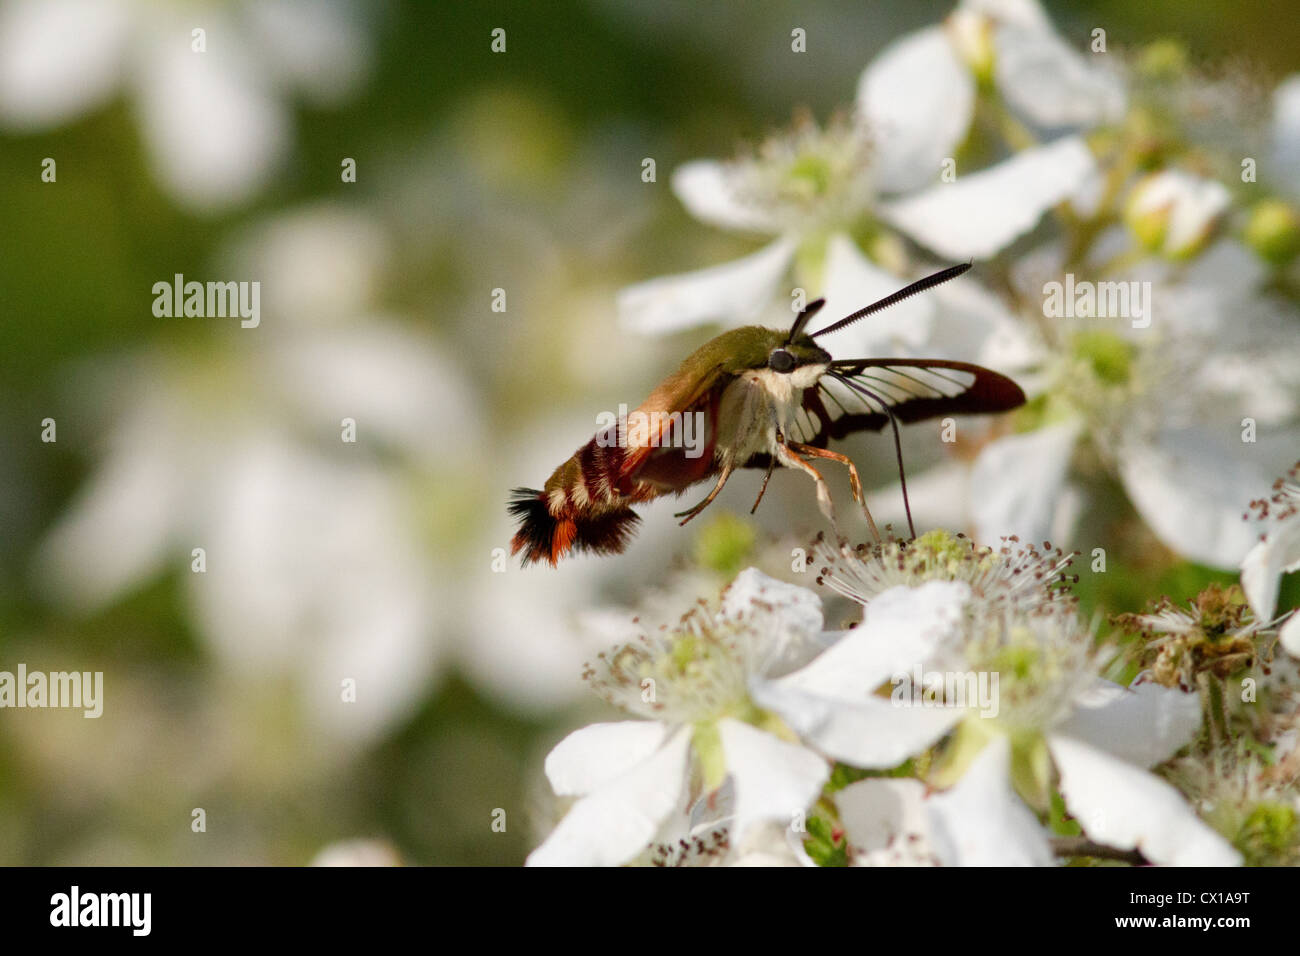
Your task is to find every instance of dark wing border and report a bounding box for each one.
[791,358,1025,452]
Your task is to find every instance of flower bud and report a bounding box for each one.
[1124,170,1230,259]
[1243,198,1300,265]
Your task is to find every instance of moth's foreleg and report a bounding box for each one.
[674,461,735,525]
[750,457,776,514]
[788,441,881,543]
[774,435,839,534]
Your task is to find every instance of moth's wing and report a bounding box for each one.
[618,365,730,492]
[770,358,1025,458]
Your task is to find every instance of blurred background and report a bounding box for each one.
[0,0,1296,865]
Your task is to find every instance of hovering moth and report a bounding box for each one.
[509,263,1025,566]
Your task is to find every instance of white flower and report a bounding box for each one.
[811,528,1077,614]
[636,781,807,867]
[834,744,1056,866]
[526,569,832,867]
[33,209,470,742]
[835,777,941,866]
[965,239,1300,568]
[0,0,371,210]
[618,8,1099,337]
[753,581,1241,865]
[951,0,1126,129]
[1241,463,1300,655]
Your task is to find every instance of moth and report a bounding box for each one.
[509,263,1025,566]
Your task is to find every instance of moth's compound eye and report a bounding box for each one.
[768,348,796,373]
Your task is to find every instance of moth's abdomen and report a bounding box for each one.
[508,434,644,566]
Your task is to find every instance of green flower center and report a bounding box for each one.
[784,153,834,200]
[1071,330,1136,386]
[693,514,757,578]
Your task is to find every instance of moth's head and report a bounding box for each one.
[702,326,831,376]
[762,331,832,374]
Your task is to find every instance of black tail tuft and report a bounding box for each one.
[508,487,557,566]
[573,507,641,557]
[507,487,641,566]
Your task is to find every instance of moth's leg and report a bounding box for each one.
[749,456,776,514]
[674,460,735,525]
[774,433,838,533]
[787,441,881,542]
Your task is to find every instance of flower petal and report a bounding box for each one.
[1241,516,1300,622]
[0,0,130,129]
[836,777,932,860]
[960,0,1051,30]
[879,136,1096,260]
[131,11,290,210]
[617,236,796,334]
[970,420,1081,547]
[772,581,970,696]
[927,735,1054,865]
[33,440,179,612]
[1052,680,1202,768]
[671,159,783,234]
[268,325,484,468]
[1273,74,1300,196]
[718,718,829,840]
[543,720,671,797]
[721,568,824,640]
[751,681,963,769]
[993,20,1125,129]
[243,0,372,106]
[1282,611,1300,657]
[929,273,1025,365]
[1117,427,1273,569]
[857,26,975,195]
[730,821,804,867]
[527,726,691,867]
[1049,734,1240,866]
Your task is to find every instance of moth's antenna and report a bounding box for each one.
[809,262,971,339]
[787,297,826,343]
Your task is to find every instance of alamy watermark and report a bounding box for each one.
[152,273,260,328]
[595,404,707,459]
[1043,273,1152,329]
[0,664,103,718]
[50,886,150,936]
[891,666,999,718]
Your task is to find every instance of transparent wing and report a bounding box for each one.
[794,358,1026,448]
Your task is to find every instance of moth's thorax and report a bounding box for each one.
[716,362,828,463]
[745,362,828,398]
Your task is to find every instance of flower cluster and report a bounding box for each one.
[530,525,1298,865]
[529,0,1300,867]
